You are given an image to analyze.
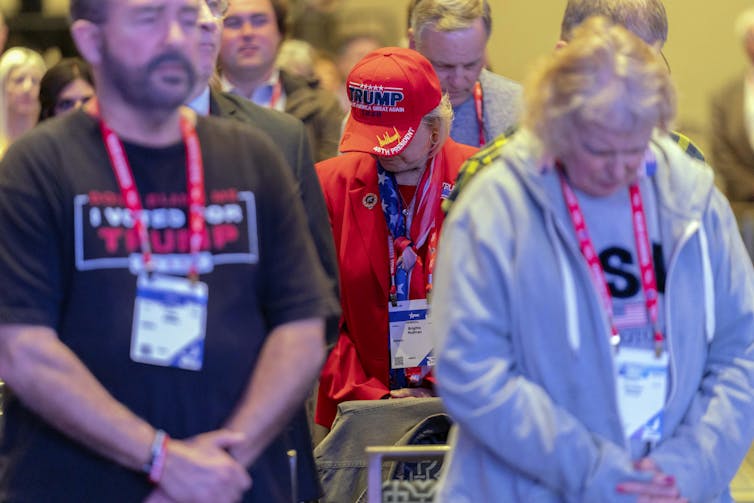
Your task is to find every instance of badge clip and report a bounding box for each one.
[389,292,398,307]
[653,331,664,358]
[610,332,621,352]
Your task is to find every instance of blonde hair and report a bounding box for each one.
[735,7,754,46]
[276,39,316,80]
[0,47,45,152]
[524,16,675,157]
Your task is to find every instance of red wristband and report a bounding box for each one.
[143,429,169,484]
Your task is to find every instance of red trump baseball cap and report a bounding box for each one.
[340,47,442,157]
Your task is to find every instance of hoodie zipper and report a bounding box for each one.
[662,220,701,412]
[544,207,629,445]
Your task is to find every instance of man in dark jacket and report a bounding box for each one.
[217,0,344,161]
[186,0,339,500]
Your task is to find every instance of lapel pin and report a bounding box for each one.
[362,193,378,210]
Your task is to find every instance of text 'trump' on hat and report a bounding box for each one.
[340,47,442,157]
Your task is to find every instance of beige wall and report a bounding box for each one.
[488,0,751,144]
[0,0,68,17]
[22,0,754,140]
[342,0,752,148]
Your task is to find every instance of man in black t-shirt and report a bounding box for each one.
[0,1,337,502]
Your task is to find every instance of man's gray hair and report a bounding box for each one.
[70,0,109,23]
[410,0,491,44]
[560,0,668,46]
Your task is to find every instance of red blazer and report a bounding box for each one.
[314,139,477,427]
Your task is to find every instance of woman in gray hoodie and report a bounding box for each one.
[432,16,754,503]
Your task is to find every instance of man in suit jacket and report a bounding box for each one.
[206,92,339,301]
[710,7,754,202]
[183,1,339,500]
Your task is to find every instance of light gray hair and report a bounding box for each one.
[560,0,668,46]
[422,93,453,157]
[410,0,491,46]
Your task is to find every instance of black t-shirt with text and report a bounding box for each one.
[0,110,338,502]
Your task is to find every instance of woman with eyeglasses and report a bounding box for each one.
[38,57,95,121]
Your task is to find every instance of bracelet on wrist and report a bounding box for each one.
[143,429,169,484]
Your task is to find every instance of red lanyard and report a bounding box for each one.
[425,230,438,297]
[93,101,207,279]
[269,80,282,110]
[473,81,484,147]
[386,230,438,300]
[558,169,664,356]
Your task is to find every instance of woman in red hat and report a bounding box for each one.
[314,47,477,429]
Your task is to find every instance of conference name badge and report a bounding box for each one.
[615,347,669,446]
[388,298,434,370]
[131,273,208,371]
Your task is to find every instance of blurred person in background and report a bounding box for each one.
[432,16,754,503]
[38,57,94,120]
[312,49,340,101]
[408,0,521,148]
[331,32,382,112]
[289,0,340,53]
[334,32,382,82]
[0,46,45,156]
[314,47,477,430]
[0,10,8,55]
[710,7,754,202]
[276,38,315,80]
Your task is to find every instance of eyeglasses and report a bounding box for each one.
[205,0,229,19]
[659,49,671,74]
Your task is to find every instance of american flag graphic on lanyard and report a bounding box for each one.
[613,300,649,330]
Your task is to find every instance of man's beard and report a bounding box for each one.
[101,41,196,111]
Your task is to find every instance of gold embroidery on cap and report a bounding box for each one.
[377,127,400,147]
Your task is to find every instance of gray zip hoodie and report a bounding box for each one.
[432,130,754,503]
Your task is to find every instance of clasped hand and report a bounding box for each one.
[143,429,251,503]
[616,457,687,503]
